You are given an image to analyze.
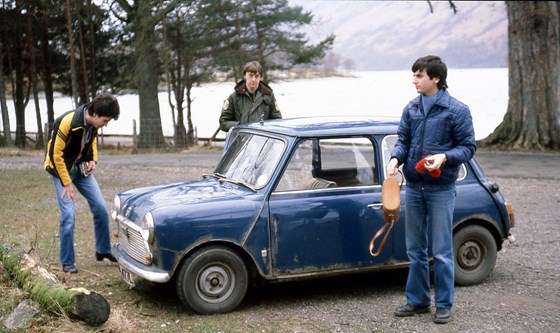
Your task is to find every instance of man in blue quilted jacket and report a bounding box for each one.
[387,55,476,324]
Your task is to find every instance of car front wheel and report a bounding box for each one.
[176,246,248,314]
[453,225,497,286]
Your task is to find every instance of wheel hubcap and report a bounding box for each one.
[197,264,234,303]
[458,240,484,270]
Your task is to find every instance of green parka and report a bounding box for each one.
[219,80,282,132]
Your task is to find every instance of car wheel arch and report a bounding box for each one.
[453,217,504,251]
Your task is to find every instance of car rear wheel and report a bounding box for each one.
[453,225,497,286]
[176,246,248,314]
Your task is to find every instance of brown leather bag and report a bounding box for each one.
[369,171,403,256]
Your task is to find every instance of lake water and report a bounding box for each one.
[7,68,508,141]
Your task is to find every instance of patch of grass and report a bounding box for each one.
[0,149,316,333]
[0,147,43,157]
[0,158,220,332]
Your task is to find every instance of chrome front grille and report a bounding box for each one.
[116,216,152,265]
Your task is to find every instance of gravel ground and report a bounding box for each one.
[1,149,559,332]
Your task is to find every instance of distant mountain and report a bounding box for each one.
[290,0,508,70]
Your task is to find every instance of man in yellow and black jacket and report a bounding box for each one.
[44,93,120,274]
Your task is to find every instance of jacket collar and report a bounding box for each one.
[234,80,273,95]
[411,88,450,109]
[71,105,88,128]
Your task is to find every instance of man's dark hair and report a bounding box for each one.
[412,55,448,89]
[88,93,120,120]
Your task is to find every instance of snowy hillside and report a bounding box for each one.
[290,0,508,70]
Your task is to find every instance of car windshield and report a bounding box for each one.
[214,132,285,189]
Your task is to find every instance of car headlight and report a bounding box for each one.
[141,212,155,244]
[112,195,121,220]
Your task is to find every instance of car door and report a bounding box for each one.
[268,137,393,276]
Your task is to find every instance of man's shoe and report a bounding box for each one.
[394,304,431,317]
[433,307,452,324]
[96,252,117,262]
[62,264,78,274]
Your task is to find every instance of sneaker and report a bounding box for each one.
[394,304,431,317]
[433,307,452,324]
[62,264,78,274]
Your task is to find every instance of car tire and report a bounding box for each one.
[176,246,248,314]
[453,225,497,286]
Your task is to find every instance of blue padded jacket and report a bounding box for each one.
[391,89,476,191]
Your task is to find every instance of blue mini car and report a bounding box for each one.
[112,116,515,314]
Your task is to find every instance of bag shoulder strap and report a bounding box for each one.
[369,221,394,256]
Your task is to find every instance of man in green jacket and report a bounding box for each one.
[44,92,120,274]
[219,61,282,133]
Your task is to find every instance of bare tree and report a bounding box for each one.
[0,36,13,146]
[26,0,44,149]
[86,0,96,99]
[11,0,30,148]
[76,0,89,103]
[65,0,79,107]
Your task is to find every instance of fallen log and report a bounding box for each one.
[0,244,110,326]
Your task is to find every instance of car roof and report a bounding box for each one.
[239,116,400,138]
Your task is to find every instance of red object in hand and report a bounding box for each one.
[415,155,441,178]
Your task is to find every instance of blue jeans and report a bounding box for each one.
[51,165,111,265]
[404,186,456,309]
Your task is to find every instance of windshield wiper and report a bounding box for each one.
[218,178,257,192]
[203,172,227,179]
[204,172,256,192]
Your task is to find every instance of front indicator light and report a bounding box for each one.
[505,202,515,228]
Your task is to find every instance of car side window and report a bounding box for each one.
[275,137,378,192]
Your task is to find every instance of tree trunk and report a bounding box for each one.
[134,0,166,148]
[39,3,55,137]
[479,1,559,151]
[114,0,182,148]
[0,39,14,146]
[26,0,44,149]
[76,0,88,104]
[0,245,110,326]
[186,81,195,147]
[87,0,97,99]
[13,0,28,148]
[65,0,79,107]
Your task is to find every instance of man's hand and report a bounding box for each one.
[87,160,97,174]
[424,153,447,172]
[387,158,399,177]
[61,184,75,201]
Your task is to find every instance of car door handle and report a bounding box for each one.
[368,202,383,209]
